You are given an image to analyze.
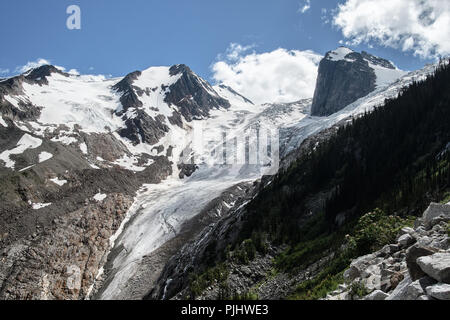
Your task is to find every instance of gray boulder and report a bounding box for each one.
[417,253,450,283]
[417,295,434,300]
[343,253,377,282]
[386,274,412,300]
[405,244,439,280]
[426,283,450,300]
[364,290,389,300]
[399,227,415,235]
[398,234,415,247]
[421,203,450,230]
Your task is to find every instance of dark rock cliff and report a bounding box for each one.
[311,48,395,117]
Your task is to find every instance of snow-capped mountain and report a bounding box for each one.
[0,50,441,300]
[0,62,310,300]
[311,47,407,116]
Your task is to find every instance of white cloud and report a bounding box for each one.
[219,43,256,62]
[16,58,52,73]
[212,44,322,104]
[299,0,311,14]
[333,0,450,59]
[0,68,10,74]
[13,59,86,78]
[67,69,80,75]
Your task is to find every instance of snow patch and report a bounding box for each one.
[112,154,153,172]
[28,201,52,210]
[50,177,67,186]
[51,135,78,145]
[0,134,42,169]
[369,62,407,88]
[327,47,354,61]
[79,142,88,154]
[0,116,7,127]
[93,193,107,202]
[38,151,53,163]
[19,165,35,172]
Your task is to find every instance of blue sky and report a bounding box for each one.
[0,0,436,82]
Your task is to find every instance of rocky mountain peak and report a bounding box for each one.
[164,64,231,121]
[112,64,232,145]
[361,51,396,69]
[24,65,65,83]
[324,46,354,61]
[311,47,404,117]
[168,64,192,76]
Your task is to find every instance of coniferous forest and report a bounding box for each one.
[241,61,450,244]
[188,62,450,299]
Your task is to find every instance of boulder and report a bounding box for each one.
[386,274,412,300]
[417,295,434,300]
[405,244,439,281]
[421,203,450,230]
[417,253,450,283]
[389,272,405,292]
[405,280,427,299]
[426,283,450,300]
[343,253,376,282]
[399,227,415,235]
[397,234,415,247]
[364,290,389,300]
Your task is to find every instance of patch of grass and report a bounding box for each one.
[188,263,229,298]
[346,208,415,256]
[287,208,415,300]
[275,233,339,273]
[349,281,369,299]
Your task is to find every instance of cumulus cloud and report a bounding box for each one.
[67,69,80,76]
[15,58,71,74]
[0,68,10,75]
[16,58,52,73]
[333,0,450,59]
[13,58,83,77]
[211,44,322,104]
[299,0,311,14]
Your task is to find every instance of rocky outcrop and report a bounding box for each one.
[113,64,231,146]
[165,64,230,121]
[326,202,450,300]
[311,47,395,117]
[0,194,133,300]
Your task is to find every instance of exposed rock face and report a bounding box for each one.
[311,47,396,116]
[165,64,230,121]
[327,202,450,300]
[0,194,133,300]
[114,64,231,145]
